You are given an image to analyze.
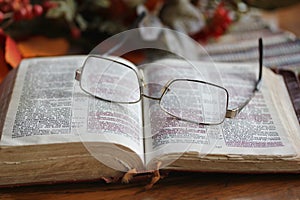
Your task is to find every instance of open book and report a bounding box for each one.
[0,55,300,187]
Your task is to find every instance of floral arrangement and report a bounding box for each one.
[0,0,247,82]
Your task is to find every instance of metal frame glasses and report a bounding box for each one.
[75,38,263,125]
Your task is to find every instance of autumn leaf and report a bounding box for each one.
[5,35,22,69]
[17,36,69,58]
[0,29,22,69]
[0,47,10,83]
[0,29,9,83]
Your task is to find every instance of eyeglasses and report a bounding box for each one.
[75,38,263,125]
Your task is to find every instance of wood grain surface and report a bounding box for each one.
[1,172,300,200]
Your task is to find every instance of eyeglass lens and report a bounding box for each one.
[160,80,228,124]
[80,56,141,103]
[81,56,231,124]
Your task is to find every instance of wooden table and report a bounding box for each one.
[1,172,300,199]
[262,2,300,37]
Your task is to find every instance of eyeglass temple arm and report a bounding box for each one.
[255,38,263,91]
[226,38,263,119]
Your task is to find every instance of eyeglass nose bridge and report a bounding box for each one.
[138,68,166,101]
[139,82,166,101]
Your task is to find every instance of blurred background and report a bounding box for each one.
[0,0,299,82]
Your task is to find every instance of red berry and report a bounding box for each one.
[0,11,4,22]
[23,0,30,4]
[43,1,57,10]
[71,27,81,39]
[1,4,11,12]
[33,5,43,16]
[25,4,33,19]
[14,8,27,21]
[217,7,227,17]
[213,26,224,38]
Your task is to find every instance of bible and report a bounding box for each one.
[0,55,300,187]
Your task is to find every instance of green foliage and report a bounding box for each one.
[46,0,76,22]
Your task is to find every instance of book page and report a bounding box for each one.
[142,59,298,167]
[0,56,144,164]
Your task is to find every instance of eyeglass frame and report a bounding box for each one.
[75,38,263,125]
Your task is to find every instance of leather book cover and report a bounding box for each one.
[0,68,18,139]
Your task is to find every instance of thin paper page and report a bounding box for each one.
[143,59,296,166]
[1,56,144,164]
